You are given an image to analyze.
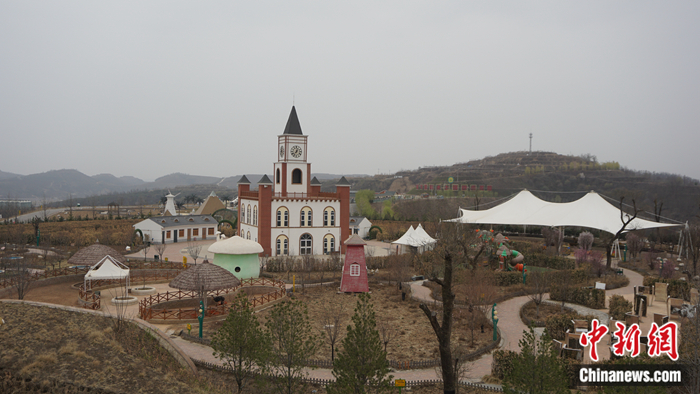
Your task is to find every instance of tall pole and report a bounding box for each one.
[529,133,533,154]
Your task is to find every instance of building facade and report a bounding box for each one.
[238,106,350,257]
[133,215,218,244]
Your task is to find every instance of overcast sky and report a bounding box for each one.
[1,1,699,182]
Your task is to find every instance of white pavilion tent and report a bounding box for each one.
[446,190,682,234]
[392,224,437,254]
[84,255,130,290]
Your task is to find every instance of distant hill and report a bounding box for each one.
[0,170,22,180]
[348,151,699,222]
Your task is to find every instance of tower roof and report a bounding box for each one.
[310,176,322,185]
[258,174,272,185]
[283,106,303,135]
[336,176,351,186]
[238,175,251,184]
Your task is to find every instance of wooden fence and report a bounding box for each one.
[191,359,503,391]
[139,277,287,321]
[77,271,182,310]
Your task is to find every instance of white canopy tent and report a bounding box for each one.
[84,255,130,290]
[391,224,437,254]
[446,190,682,234]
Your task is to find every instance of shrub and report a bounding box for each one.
[549,285,605,309]
[544,313,597,341]
[660,260,675,279]
[599,274,629,290]
[608,294,633,320]
[495,271,523,287]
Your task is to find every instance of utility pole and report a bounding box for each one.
[529,133,533,155]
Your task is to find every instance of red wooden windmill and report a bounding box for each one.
[339,234,369,293]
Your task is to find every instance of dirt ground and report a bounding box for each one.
[192,283,495,362]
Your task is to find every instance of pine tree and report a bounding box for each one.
[264,299,319,394]
[503,326,568,394]
[211,292,270,393]
[328,293,393,394]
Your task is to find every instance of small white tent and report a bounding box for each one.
[446,190,682,234]
[84,255,130,290]
[391,224,437,254]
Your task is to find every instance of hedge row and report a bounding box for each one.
[549,285,605,309]
[642,276,690,301]
[544,313,597,341]
[608,294,633,321]
[495,268,589,288]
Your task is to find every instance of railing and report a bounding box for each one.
[191,359,503,391]
[139,278,287,320]
[77,271,182,310]
[272,192,340,200]
[0,262,184,290]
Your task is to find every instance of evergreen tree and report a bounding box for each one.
[328,293,393,394]
[503,326,568,394]
[211,292,270,393]
[264,299,319,394]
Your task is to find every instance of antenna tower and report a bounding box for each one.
[529,133,533,155]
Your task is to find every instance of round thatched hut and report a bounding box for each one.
[168,259,241,292]
[68,244,125,267]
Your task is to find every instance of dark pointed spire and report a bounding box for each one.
[310,177,322,185]
[258,174,272,185]
[237,175,251,184]
[283,106,303,135]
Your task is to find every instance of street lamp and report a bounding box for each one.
[198,300,204,338]
[492,303,499,342]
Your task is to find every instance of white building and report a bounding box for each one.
[237,106,351,257]
[133,215,218,244]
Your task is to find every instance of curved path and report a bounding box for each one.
[2,267,644,386]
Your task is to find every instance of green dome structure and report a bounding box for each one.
[207,236,263,279]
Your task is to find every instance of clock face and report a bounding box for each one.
[279,146,285,158]
[290,145,302,158]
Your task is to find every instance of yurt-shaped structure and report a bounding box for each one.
[340,234,369,293]
[207,236,263,279]
[169,259,241,292]
[69,243,125,267]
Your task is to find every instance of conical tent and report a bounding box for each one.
[84,255,130,290]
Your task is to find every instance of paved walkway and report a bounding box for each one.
[8,260,648,386]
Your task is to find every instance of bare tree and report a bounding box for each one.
[626,233,644,262]
[187,240,202,265]
[419,222,478,394]
[377,319,398,354]
[458,268,496,348]
[153,242,166,262]
[527,272,549,319]
[320,302,345,361]
[604,197,640,269]
[142,241,151,262]
[542,227,562,255]
[14,255,34,300]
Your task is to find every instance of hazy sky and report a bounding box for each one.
[1,1,699,182]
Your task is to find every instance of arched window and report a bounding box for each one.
[276,235,289,256]
[253,206,258,226]
[276,207,289,227]
[300,233,312,255]
[246,206,251,224]
[292,168,302,184]
[247,231,251,240]
[300,207,312,227]
[323,207,336,226]
[276,168,281,184]
[323,234,335,255]
[241,204,246,223]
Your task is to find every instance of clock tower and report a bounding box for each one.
[274,106,310,196]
